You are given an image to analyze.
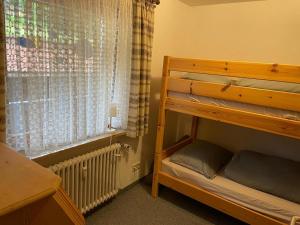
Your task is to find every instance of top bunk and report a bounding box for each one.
[161,56,300,140]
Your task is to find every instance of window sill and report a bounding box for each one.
[33,130,127,167]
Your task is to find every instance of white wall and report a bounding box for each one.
[177,0,300,64]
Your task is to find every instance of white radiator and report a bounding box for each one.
[49,143,121,214]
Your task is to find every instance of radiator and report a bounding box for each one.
[49,143,121,214]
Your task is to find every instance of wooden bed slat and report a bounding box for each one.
[158,172,286,225]
[169,57,300,83]
[167,77,300,113]
[166,97,300,140]
[167,77,191,93]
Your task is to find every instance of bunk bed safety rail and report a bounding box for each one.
[167,77,300,113]
[168,57,300,84]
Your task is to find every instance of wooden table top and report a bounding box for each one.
[0,143,61,216]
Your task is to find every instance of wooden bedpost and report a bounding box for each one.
[191,116,199,141]
[152,56,171,198]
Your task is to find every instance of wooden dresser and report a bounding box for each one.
[0,143,85,225]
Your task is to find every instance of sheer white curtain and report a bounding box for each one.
[5,0,132,157]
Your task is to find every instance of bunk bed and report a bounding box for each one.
[152,56,300,225]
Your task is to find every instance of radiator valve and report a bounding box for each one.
[121,144,131,151]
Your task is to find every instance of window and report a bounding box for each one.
[4,0,132,157]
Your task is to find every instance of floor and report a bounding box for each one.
[86,178,247,225]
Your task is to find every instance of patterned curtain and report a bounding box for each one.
[0,2,6,143]
[127,0,158,137]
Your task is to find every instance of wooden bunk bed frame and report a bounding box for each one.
[152,56,300,225]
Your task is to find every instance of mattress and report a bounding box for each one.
[162,157,300,223]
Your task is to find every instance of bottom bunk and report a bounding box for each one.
[160,157,300,224]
